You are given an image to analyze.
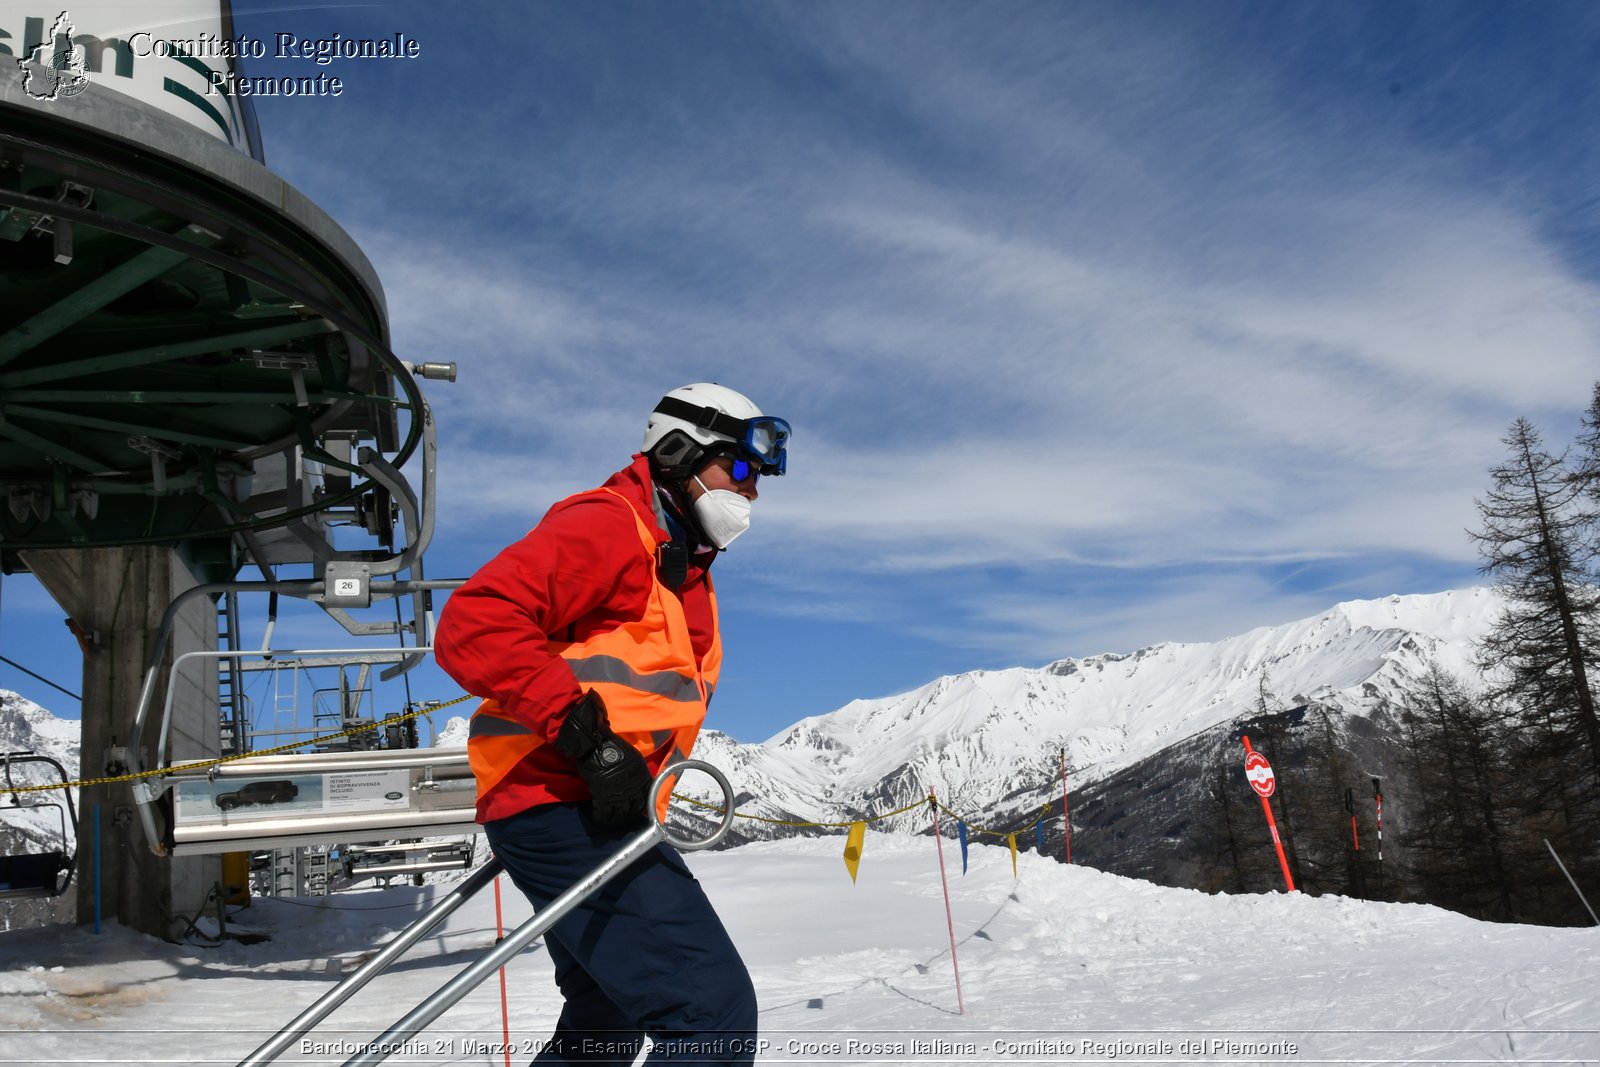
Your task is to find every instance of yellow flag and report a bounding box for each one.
[843,821,866,883]
[1007,832,1018,878]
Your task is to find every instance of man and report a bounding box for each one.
[434,383,788,1066]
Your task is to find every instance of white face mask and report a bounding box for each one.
[692,476,752,549]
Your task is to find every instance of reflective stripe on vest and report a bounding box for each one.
[567,655,704,702]
[468,487,721,810]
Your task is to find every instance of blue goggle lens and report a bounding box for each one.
[743,417,790,475]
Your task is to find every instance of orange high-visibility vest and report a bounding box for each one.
[467,488,721,819]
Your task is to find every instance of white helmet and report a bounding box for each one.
[643,383,790,481]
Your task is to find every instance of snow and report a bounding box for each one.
[2,834,1595,1065]
[5,590,1593,1063]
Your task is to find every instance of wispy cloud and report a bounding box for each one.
[232,3,1600,732]
[381,16,1591,567]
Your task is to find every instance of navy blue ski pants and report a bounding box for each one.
[485,802,758,1066]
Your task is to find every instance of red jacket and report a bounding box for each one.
[434,455,717,822]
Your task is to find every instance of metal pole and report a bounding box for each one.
[92,805,101,935]
[1544,838,1600,927]
[341,826,664,1067]
[236,859,502,1067]
[339,761,735,1067]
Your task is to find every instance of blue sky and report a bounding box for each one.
[4,2,1600,743]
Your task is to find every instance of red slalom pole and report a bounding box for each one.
[928,789,965,1015]
[1241,735,1296,893]
[1344,786,1365,899]
[494,874,511,1067]
[1059,748,1072,864]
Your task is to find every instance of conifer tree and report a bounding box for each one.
[1573,381,1600,559]
[1469,417,1600,785]
[1312,706,1369,898]
[1203,752,1278,894]
[1396,664,1519,920]
[1209,762,1249,894]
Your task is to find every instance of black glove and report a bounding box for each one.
[553,690,652,830]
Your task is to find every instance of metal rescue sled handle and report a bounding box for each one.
[237,759,736,1067]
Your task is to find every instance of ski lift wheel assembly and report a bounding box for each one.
[0,78,421,565]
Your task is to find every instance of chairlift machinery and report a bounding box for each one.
[97,354,474,859]
[0,20,481,877]
[127,623,480,858]
[339,839,475,885]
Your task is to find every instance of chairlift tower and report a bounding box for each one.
[0,5,449,938]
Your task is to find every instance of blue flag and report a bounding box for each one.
[1035,820,1044,854]
[957,820,969,874]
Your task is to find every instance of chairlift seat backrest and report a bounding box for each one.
[2,752,79,899]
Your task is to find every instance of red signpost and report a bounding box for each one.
[1242,735,1296,893]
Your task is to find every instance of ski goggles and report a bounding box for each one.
[741,416,790,476]
[654,397,790,475]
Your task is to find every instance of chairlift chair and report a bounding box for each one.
[0,752,78,900]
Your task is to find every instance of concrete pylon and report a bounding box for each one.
[20,546,220,940]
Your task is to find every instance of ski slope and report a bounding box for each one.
[1,834,1595,1065]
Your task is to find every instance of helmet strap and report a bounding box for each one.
[652,395,749,441]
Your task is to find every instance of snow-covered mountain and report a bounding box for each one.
[6,589,1503,853]
[629,588,1501,838]
[0,689,80,851]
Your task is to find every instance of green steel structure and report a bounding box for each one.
[0,77,422,568]
[0,49,456,937]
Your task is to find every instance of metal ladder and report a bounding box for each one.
[270,658,298,739]
[217,590,245,758]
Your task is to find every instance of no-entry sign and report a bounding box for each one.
[1241,735,1296,892]
[1244,750,1276,797]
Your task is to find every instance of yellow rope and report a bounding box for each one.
[8,694,1066,845]
[931,795,1053,836]
[0,694,476,797]
[671,783,1062,834]
[670,791,929,829]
